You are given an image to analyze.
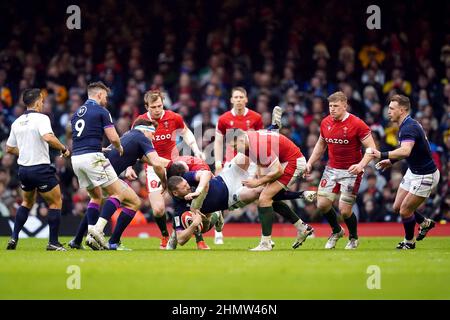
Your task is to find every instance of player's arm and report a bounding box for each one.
[306,136,327,168]
[6,130,19,156]
[348,134,377,174]
[181,125,204,159]
[369,141,414,160]
[42,133,70,157]
[5,145,19,156]
[185,170,213,204]
[104,127,123,156]
[214,130,224,173]
[176,211,205,246]
[368,141,415,161]
[242,158,284,188]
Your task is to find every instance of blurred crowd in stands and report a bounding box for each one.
[0,0,449,224]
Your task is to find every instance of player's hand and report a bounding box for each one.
[117,145,124,156]
[348,163,364,175]
[185,191,200,201]
[61,147,71,158]
[125,167,138,180]
[191,210,204,226]
[242,179,260,188]
[304,163,313,178]
[365,147,380,159]
[375,159,392,172]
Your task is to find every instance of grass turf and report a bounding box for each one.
[0,236,449,300]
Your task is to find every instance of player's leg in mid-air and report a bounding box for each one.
[394,169,440,249]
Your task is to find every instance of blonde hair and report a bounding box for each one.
[144,89,164,106]
[327,91,347,104]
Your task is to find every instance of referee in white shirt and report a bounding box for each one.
[5,89,70,251]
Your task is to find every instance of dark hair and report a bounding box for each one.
[231,86,247,96]
[168,176,184,194]
[133,118,158,129]
[87,81,111,95]
[390,94,410,111]
[167,162,187,178]
[22,88,41,107]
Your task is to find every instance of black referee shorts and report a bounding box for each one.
[18,164,59,193]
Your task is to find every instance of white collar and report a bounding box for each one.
[231,107,248,117]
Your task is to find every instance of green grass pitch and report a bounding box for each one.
[1,236,449,300]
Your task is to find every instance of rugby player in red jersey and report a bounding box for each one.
[305,91,376,249]
[231,129,314,251]
[214,87,263,244]
[126,90,209,249]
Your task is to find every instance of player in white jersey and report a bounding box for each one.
[6,89,70,251]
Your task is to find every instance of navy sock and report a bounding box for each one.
[195,232,204,243]
[47,209,61,244]
[322,207,341,234]
[344,213,358,240]
[100,197,120,221]
[155,214,169,237]
[109,208,135,244]
[86,202,101,225]
[272,201,299,224]
[402,215,416,241]
[12,206,30,240]
[273,190,303,201]
[73,214,88,245]
[414,211,425,224]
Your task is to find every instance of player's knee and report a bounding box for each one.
[399,204,414,217]
[340,193,356,206]
[258,194,273,207]
[152,204,165,217]
[131,196,141,211]
[48,198,62,210]
[317,191,336,203]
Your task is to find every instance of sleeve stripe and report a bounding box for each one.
[400,139,415,143]
[360,133,371,141]
[104,124,115,128]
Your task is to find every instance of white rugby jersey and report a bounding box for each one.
[6,110,54,166]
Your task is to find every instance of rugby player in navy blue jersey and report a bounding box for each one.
[69,118,166,250]
[70,81,148,250]
[368,95,440,249]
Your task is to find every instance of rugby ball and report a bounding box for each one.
[181,211,203,233]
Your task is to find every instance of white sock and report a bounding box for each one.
[261,235,271,243]
[95,218,108,232]
[294,219,305,230]
[420,219,430,228]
